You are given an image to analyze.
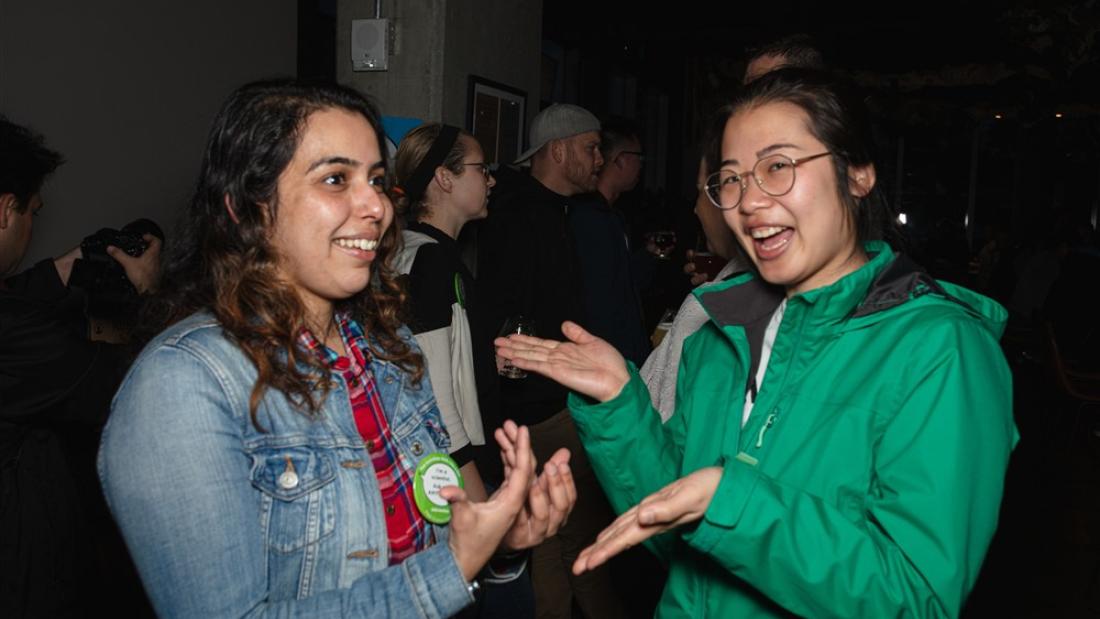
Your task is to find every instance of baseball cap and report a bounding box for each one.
[514,103,600,165]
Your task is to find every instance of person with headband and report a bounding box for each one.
[394,123,542,618]
[393,124,498,506]
[98,80,576,618]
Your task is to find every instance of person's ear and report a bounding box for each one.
[848,164,876,198]
[551,139,566,164]
[432,166,454,193]
[0,194,19,229]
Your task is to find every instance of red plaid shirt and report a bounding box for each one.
[300,313,430,565]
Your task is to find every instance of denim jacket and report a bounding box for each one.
[98,312,476,618]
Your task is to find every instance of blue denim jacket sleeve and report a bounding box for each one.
[98,328,474,618]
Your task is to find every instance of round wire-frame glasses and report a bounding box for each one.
[704,151,832,210]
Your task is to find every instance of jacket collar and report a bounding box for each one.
[696,241,899,330]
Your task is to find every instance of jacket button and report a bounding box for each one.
[279,461,301,492]
[384,375,395,384]
[411,441,423,456]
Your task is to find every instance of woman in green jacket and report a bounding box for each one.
[496,68,1017,618]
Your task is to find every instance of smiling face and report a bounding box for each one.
[269,107,393,323]
[721,101,869,296]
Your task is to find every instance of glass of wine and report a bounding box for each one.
[651,229,676,259]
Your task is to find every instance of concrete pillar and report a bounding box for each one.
[336,0,542,129]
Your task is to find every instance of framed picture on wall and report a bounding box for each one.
[467,76,526,165]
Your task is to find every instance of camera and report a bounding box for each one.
[69,218,163,319]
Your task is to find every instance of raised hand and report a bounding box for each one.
[495,420,576,550]
[495,321,630,403]
[442,424,534,581]
[684,249,712,286]
[107,233,161,294]
[572,466,723,575]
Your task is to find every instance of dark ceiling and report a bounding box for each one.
[543,0,1100,110]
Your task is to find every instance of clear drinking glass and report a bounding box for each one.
[498,316,536,379]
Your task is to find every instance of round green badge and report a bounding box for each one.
[413,453,464,524]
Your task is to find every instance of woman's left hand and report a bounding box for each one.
[496,420,577,550]
[572,466,722,575]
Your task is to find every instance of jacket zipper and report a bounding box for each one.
[755,411,778,449]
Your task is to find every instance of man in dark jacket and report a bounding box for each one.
[568,117,652,367]
[0,115,158,617]
[476,104,627,618]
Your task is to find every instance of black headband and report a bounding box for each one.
[402,124,461,205]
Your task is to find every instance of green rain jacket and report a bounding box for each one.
[569,242,1017,618]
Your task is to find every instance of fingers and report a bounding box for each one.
[572,509,657,575]
[494,424,517,464]
[142,234,163,255]
[494,333,560,353]
[525,464,551,529]
[560,321,597,344]
[496,426,532,508]
[438,485,468,503]
[495,421,527,479]
[544,447,570,471]
[634,495,677,526]
[494,337,556,369]
[107,234,161,294]
[542,461,574,535]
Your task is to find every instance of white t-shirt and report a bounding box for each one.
[741,298,787,427]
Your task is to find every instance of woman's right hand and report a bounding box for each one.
[494,321,630,403]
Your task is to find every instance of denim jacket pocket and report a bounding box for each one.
[250,445,338,553]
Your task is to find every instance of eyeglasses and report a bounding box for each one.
[460,162,492,181]
[617,150,646,163]
[704,152,831,210]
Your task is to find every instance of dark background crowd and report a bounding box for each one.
[3,0,1100,616]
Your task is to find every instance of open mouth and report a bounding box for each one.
[334,238,379,251]
[749,226,793,256]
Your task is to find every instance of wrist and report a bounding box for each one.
[447,533,480,583]
[600,373,630,403]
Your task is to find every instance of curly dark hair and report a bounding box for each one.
[145,79,422,428]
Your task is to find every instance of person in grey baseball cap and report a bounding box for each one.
[476,104,629,618]
[514,103,601,166]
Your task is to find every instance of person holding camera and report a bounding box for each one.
[1,114,161,617]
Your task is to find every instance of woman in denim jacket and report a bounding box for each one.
[98,80,575,618]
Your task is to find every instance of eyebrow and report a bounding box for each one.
[719,143,803,168]
[306,156,358,173]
